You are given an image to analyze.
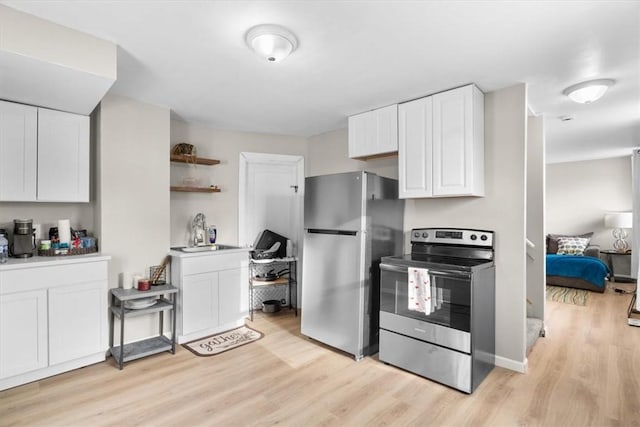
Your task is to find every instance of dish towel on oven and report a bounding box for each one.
[408,267,432,315]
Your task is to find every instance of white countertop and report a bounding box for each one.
[0,253,111,271]
[169,245,250,258]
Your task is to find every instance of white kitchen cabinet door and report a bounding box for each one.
[37,108,90,202]
[182,272,219,335]
[432,85,484,197]
[0,290,48,379]
[48,281,107,365]
[398,96,433,198]
[348,110,374,159]
[0,100,38,201]
[218,268,244,326]
[348,104,398,159]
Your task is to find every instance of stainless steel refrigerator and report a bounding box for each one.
[301,171,404,360]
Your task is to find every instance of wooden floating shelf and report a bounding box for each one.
[170,154,220,166]
[170,186,221,193]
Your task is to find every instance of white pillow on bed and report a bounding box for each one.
[556,237,590,256]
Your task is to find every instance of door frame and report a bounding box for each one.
[239,152,305,307]
[238,152,305,247]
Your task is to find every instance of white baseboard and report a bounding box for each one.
[0,352,106,391]
[495,354,528,373]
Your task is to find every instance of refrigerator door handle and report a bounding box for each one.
[306,229,358,236]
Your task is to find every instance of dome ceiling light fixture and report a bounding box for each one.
[246,24,298,63]
[562,79,615,104]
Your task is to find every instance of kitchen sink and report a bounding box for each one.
[171,244,240,252]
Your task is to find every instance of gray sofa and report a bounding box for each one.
[546,232,606,292]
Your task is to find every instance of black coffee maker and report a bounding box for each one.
[11,219,35,258]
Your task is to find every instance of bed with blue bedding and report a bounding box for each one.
[546,254,610,293]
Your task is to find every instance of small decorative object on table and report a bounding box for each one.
[149,256,170,285]
[137,279,151,291]
[171,142,196,156]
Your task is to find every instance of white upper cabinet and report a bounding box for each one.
[348,104,398,159]
[0,100,90,202]
[432,85,484,197]
[0,100,38,201]
[37,108,90,202]
[399,84,484,198]
[399,96,433,198]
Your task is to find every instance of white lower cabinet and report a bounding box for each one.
[0,290,48,379]
[171,249,248,344]
[0,256,109,391]
[218,268,244,326]
[182,272,219,336]
[48,281,107,365]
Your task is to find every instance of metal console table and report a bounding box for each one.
[248,257,298,321]
[109,284,178,369]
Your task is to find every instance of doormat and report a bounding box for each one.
[546,285,589,306]
[182,326,263,357]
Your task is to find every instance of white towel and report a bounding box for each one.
[408,267,432,315]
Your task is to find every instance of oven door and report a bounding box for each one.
[380,262,472,332]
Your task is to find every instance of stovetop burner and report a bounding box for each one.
[382,227,495,272]
[381,253,493,272]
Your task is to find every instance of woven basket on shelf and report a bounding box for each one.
[38,247,98,257]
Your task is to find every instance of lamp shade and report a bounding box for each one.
[246,24,298,62]
[604,212,632,228]
[563,79,614,104]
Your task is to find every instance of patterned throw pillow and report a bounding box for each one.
[556,237,590,256]
[547,232,593,254]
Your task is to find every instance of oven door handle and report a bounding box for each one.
[380,263,471,279]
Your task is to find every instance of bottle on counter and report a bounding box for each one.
[208,225,217,244]
[0,233,8,263]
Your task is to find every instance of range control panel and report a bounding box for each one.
[411,228,494,247]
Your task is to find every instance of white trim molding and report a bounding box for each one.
[495,354,528,373]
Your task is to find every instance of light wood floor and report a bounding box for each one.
[1,282,639,426]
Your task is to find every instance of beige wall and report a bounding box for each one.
[0,202,94,242]
[306,128,398,179]
[96,94,170,343]
[546,156,632,249]
[169,120,307,247]
[0,4,116,78]
[526,116,545,320]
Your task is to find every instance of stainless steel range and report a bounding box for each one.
[379,228,495,393]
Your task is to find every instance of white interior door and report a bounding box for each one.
[239,153,304,250]
[239,152,304,305]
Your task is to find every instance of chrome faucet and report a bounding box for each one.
[192,213,207,246]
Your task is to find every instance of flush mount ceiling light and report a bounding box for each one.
[563,79,615,104]
[246,24,298,62]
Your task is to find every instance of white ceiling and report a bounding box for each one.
[2,0,639,164]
